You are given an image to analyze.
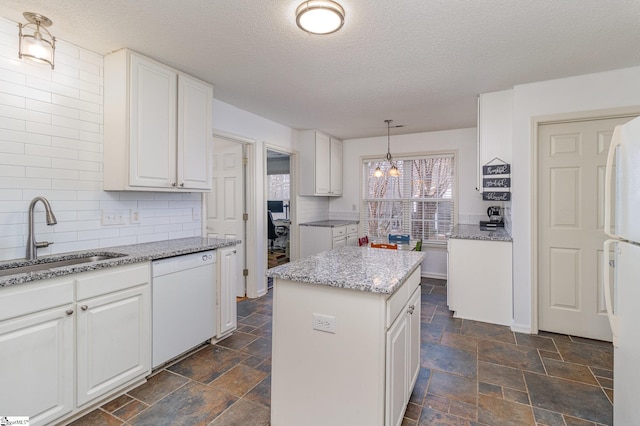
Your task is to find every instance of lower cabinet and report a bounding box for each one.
[217,245,238,338]
[447,238,512,325]
[386,286,421,426]
[271,266,421,426]
[299,223,358,257]
[0,263,151,426]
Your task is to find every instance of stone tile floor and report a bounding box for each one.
[71,278,613,425]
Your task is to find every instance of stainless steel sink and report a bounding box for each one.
[0,253,127,277]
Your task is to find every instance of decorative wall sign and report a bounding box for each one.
[482,157,511,201]
[482,163,511,176]
[483,191,511,201]
[483,177,511,188]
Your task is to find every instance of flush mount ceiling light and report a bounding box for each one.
[18,12,56,69]
[296,0,345,35]
[374,119,402,178]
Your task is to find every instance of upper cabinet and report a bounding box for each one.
[299,130,343,196]
[104,49,213,192]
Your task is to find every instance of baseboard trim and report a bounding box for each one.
[422,272,447,280]
[511,322,532,334]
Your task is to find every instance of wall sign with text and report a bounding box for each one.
[482,158,511,201]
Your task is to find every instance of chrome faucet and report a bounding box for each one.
[26,196,57,260]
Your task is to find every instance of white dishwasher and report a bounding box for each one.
[152,250,216,368]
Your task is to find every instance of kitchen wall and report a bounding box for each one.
[0,16,299,272]
[506,66,640,332]
[0,17,204,261]
[333,127,485,278]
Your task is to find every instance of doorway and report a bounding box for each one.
[206,135,251,297]
[537,115,633,340]
[266,148,292,270]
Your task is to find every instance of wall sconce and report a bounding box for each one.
[18,12,56,69]
[296,0,345,35]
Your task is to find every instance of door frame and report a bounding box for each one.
[530,106,640,334]
[264,144,297,277]
[203,130,257,297]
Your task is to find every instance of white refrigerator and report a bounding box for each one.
[603,115,640,425]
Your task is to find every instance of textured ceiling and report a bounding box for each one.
[1,1,639,139]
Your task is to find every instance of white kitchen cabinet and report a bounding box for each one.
[447,238,512,325]
[346,223,358,246]
[217,246,238,338]
[0,263,151,426]
[299,223,358,258]
[104,48,213,192]
[271,266,421,426]
[0,278,74,426]
[76,263,151,407]
[299,130,343,196]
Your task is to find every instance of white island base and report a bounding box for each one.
[271,266,421,426]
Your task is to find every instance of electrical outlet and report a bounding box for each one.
[312,313,336,334]
[102,210,127,226]
[130,209,140,224]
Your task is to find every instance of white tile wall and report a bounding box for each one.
[0,17,201,261]
[296,195,329,224]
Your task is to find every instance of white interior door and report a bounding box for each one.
[207,137,245,297]
[538,117,631,340]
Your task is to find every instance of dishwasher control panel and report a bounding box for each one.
[152,250,216,277]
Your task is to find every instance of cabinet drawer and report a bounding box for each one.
[0,277,74,322]
[386,267,421,328]
[347,224,358,235]
[77,263,150,301]
[331,226,346,238]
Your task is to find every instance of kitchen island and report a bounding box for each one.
[266,246,425,426]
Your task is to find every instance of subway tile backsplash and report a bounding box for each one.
[0,17,201,261]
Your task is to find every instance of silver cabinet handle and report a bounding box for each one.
[179,183,184,187]
[407,305,415,315]
[171,182,177,187]
[233,250,237,254]
[66,309,74,316]
[81,305,88,311]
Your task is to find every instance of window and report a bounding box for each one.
[268,174,290,200]
[361,153,455,243]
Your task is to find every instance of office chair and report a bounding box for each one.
[267,211,285,253]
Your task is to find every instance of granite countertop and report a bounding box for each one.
[266,246,425,294]
[0,237,239,288]
[299,220,358,227]
[449,224,512,242]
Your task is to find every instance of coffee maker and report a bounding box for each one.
[480,206,504,228]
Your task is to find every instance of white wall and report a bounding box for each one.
[510,66,640,332]
[0,17,203,261]
[334,127,486,278]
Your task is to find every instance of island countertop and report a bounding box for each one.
[298,219,358,227]
[266,246,425,294]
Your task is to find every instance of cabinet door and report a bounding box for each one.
[315,132,331,194]
[329,137,343,195]
[386,312,408,426]
[332,237,347,248]
[346,235,358,246]
[218,246,238,337]
[0,306,74,426]
[407,287,421,390]
[76,285,151,407]
[129,54,177,188]
[177,74,213,190]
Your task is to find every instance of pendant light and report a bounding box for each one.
[18,12,56,69]
[373,119,401,177]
